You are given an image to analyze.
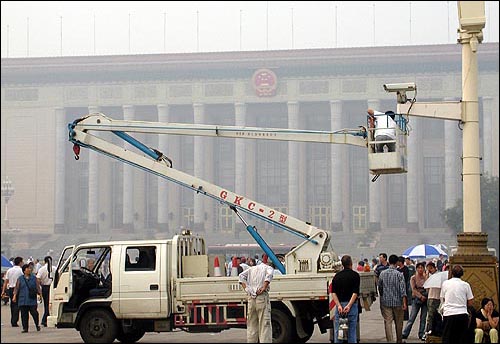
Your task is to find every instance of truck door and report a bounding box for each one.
[119,245,162,316]
[50,245,75,316]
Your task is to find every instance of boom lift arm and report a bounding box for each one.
[68,113,373,275]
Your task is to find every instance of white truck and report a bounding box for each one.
[48,113,408,343]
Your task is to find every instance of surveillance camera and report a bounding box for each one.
[383,82,416,93]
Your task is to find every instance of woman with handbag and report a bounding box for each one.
[402,262,429,341]
[12,264,42,333]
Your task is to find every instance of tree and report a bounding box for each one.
[442,174,499,254]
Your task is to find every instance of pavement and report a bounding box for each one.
[1,298,426,343]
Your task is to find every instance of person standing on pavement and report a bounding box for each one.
[36,256,52,327]
[402,262,429,340]
[424,261,441,338]
[378,254,408,343]
[375,253,390,291]
[440,265,474,344]
[239,259,274,343]
[397,256,411,321]
[331,255,360,343]
[1,256,24,327]
[13,264,42,333]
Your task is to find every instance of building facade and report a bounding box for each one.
[1,43,499,253]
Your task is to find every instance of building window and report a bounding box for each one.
[424,157,445,228]
[387,174,407,227]
[182,207,194,228]
[352,205,367,230]
[309,206,331,230]
[269,206,288,233]
[218,206,235,232]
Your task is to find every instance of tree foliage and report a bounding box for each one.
[442,174,499,253]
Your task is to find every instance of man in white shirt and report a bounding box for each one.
[239,260,274,343]
[440,265,474,344]
[36,256,53,327]
[1,256,24,327]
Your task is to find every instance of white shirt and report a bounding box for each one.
[36,264,52,286]
[239,263,274,298]
[440,277,473,317]
[374,113,397,139]
[5,265,23,289]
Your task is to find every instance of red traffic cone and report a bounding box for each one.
[214,256,222,277]
[231,256,239,276]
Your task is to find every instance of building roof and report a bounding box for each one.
[1,43,498,85]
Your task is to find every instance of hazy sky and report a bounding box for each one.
[1,1,499,58]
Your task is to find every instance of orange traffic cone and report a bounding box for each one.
[262,254,268,264]
[214,256,222,277]
[231,257,239,276]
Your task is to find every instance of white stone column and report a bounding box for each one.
[444,98,459,210]
[54,107,66,233]
[288,101,300,219]
[406,117,420,229]
[205,128,215,233]
[234,102,246,196]
[330,100,343,231]
[157,104,169,230]
[193,103,205,231]
[482,96,493,176]
[234,102,247,235]
[245,114,256,201]
[491,97,499,178]
[122,105,135,231]
[367,99,381,230]
[87,105,100,233]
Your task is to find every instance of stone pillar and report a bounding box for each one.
[234,103,246,196]
[205,128,215,233]
[245,114,256,201]
[122,105,135,232]
[490,97,499,177]
[193,103,205,232]
[157,104,170,232]
[87,105,100,233]
[288,101,300,219]
[482,96,493,176]
[450,233,499,311]
[330,100,343,231]
[234,102,247,234]
[167,130,181,233]
[54,107,66,234]
[367,99,381,231]
[406,117,420,230]
[444,98,458,210]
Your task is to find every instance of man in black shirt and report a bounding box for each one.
[331,255,361,343]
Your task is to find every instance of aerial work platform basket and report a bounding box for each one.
[367,112,408,176]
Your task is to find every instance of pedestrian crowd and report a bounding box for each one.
[1,255,53,333]
[363,251,498,344]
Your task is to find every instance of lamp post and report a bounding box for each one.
[392,1,498,311]
[1,176,15,229]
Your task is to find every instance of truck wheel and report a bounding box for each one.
[295,319,314,343]
[271,308,294,343]
[79,308,118,343]
[116,328,146,343]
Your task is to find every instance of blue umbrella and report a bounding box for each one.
[402,244,448,259]
[1,255,13,273]
[1,255,12,268]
